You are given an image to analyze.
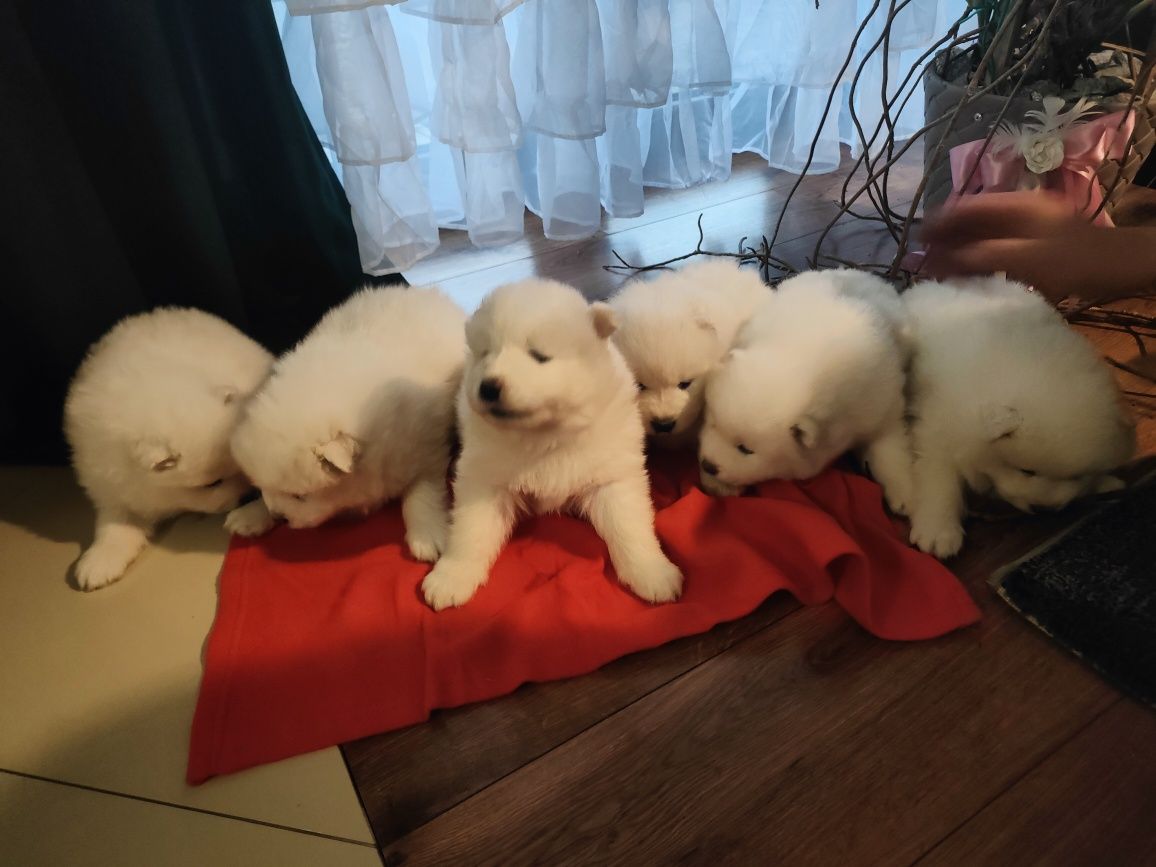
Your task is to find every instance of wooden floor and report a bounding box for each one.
[344,153,1156,866]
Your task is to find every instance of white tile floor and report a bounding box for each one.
[0,774,380,867]
[0,467,379,865]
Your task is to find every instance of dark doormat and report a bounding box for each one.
[990,482,1156,709]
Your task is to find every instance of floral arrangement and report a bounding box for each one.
[934,2,1154,225]
[968,0,1152,94]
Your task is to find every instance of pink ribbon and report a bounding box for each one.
[945,109,1136,227]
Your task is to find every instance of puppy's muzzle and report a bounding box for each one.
[651,418,676,434]
[700,458,719,477]
[478,377,502,404]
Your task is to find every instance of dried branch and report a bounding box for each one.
[1108,356,1156,383]
[602,214,800,284]
[766,0,886,254]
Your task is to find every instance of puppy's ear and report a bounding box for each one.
[313,432,360,475]
[589,302,618,339]
[135,439,180,472]
[981,404,1022,442]
[790,417,822,450]
[464,314,487,358]
[689,304,716,335]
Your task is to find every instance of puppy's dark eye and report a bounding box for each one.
[678,380,693,390]
[202,478,225,489]
[737,444,754,456]
[637,382,649,392]
[529,348,551,364]
[1018,468,1037,478]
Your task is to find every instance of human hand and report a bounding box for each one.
[919,191,1156,304]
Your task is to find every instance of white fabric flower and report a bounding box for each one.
[996,95,1096,176]
[1022,132,1065,174]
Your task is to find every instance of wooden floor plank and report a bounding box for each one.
[343,594,799,845]
[379,593,1115,866]
[1073,298,1156,454]
[918,700,1156,867]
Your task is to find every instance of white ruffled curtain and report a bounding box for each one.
[276,0,964,274]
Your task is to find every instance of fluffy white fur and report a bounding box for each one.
[420,278,683,610]
[904,276,1135,558]
[698,269,913,511]
[64,308,273,590]
[228,286,466,562]
[610,259,768,441]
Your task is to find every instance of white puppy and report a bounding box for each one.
[904,276,1135,558]
[228,286,465,562]
[420,278,683,610]
[64,308,273,590]
[610,259,768,441]
[698,269,913,512]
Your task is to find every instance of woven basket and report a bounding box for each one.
[1097,47,1156,220]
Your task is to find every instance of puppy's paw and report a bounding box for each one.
[406,521,447,564]
[885,492,910,517]
[620,556,684,604]
[909,516,965,559]
[700,474,741,497]
[224,500,274,537]
[421,559,486,611]
[74,545,133,591]
[882,480,915,517]
[1095,475,1126,495]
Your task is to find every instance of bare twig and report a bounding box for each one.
[602,214,801,283]
[1108,356,1156,383]
[828,23,981,263]
[1123,388,1156,400]
[766,0,886,254]
[838,24,980,215]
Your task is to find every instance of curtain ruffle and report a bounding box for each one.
[277,0,965,274]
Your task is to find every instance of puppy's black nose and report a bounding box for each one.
[700,459,719,477]
[478,378,502,403]
[651,418,676,434]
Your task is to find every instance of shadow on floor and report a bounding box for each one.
[0,466,230,590]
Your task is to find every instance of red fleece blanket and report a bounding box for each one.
[187,453,979,783]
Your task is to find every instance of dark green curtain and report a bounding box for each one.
[1,1,378,464]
